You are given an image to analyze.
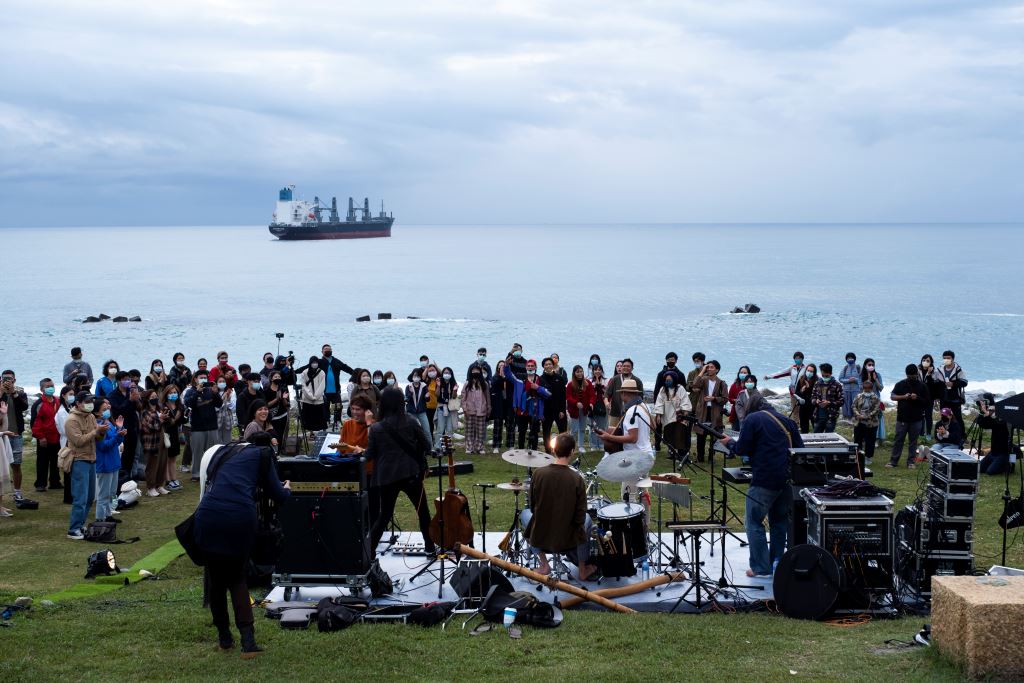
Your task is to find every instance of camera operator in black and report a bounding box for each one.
[539,357,567,453]
[977,393,1012,475]
[651,352,685,452]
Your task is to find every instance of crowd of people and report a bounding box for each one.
[0,340,1003,530]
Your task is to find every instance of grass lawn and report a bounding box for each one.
[0,414,1016,681]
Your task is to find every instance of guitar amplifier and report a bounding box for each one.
[276,454,367,492]
[274,491,372,581]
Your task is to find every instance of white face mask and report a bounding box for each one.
[217,382,227,390]
[82,402,94,412]
[427,371,437,379]
[108,368,118,376]
[153,365,163,373]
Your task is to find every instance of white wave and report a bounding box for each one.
[968,379,1024,396]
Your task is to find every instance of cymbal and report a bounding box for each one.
[596,451,655,483]
[635,478,653,488]
[501,449,555,468]
[496,482,526,491]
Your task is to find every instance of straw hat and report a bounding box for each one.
[617,378,642,394]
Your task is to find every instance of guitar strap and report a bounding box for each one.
[764,412,793,449]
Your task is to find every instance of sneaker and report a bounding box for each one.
[67,530,84,539]
[884,463,895,468]
[179,465,190,473]
[0,508,13,517]
[157,487,170,495]
[492,448,499,454]
[865,458,873,465]
[13,490,23,502]
[34,486,46,493]
[147,489,160,497]
[110,509,121,516]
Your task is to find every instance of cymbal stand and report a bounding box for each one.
[499,487,529,570]
[474,483,495,554]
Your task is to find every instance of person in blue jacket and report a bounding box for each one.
[503,358,550,451]
[93,398,125,522]
[194,438,290,658]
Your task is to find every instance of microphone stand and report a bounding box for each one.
[475,483,495,554]
[1001,426,1021,567]
[409,450,450,599]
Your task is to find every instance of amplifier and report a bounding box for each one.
[790,447,858,466]
[896,504,973,554]
[274,491,372,581]
[803,490,893,593]
[928,470,978,496]
[802,490,894,515]
[898,550,974,597]
[277,455,366,491]
[929,446,979,483]
[926,485,976,520]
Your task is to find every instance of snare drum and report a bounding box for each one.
[587,495,612,522]
[596,502,648,561]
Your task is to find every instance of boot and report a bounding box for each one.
[239,625,263,659]
[216,624,234,651]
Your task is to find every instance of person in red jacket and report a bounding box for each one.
[728,366,752,430]
[208,351,237,388]
[565,365,596,453]
[30,378,63,491]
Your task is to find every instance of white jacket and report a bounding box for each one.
[654,387,693,424]
[299,370,326,404]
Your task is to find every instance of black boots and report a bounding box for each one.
[239,625,263,659]
[216,624,234,651]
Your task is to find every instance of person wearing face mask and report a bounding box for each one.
[606,358,643,420]
[764,351,808,416]
[728,366,752,431]
[888,364,929,468]
[184,370,223,481]
[62,346,94,388]
[811,363,844,433]
[466,347,492,382]
[208,351,236,389]
[851,380,882,468]
[168,353,193,392]
[549,353,568,385]
[350,368,383,418]
[539,357,568,454]
[433,367,460,450]
[938,350,968,426]
[235,373,263,434]
[140,390,170,496]
[64,392,105,539]
[507,344,527,380]
[653,368,692,455]
[93,398,126,521]
[319,344,355,429]
[406,355,432,383]
[687,353,707,422]
[404,369,431,439]
[420,364,441,439]
[566,365,597,454]
[934,407,964,447]
[489,360,514,452]
[297,356,327,431]
[587,354,603,380]
[859,358,885,440]
[107,370,142,481]
[837,353,861,420]
[793,364,818,433]
[689,360,728,463]
[588,365,610,452]
[95,360,120,397]
[504,359,550,451]
[55,386,75,502]
[918,354,943,435]
[29,378,63,493]
[652,352,686,452]
[216,376,237,444]
[461,368,491,454]
[263,371,291,448]
[145,359,169,392]
[734,374,762,430]
[161,385,185,490]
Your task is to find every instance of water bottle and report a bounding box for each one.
[641,558,650,581]
[503,607,517,628]
[772,558,779,575]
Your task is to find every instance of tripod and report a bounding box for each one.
[1000,426,1022,567]
[409,452,451,599]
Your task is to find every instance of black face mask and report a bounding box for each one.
[324,351,332,357]
[149,398,159,406]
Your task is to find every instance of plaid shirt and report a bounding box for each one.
[811,379,844,421]
[140,408,164,455]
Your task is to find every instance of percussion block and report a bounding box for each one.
[931,575,1024,680]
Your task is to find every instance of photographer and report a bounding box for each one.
[184,370,223,481]
[977,393,1012,475]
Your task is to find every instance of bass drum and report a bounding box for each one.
[595,502,648,577]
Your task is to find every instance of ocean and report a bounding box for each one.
[2,223,1022,396]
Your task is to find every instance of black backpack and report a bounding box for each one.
[85,521,139,545]
[481,587,561,628]
[315,596,369,632]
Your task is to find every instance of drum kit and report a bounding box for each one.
[488,447,686,580]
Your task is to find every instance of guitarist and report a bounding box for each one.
[364,388,437,556]
[718,396,803,578]
[595,379,655,501]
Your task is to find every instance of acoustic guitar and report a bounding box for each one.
[428,435,474,549]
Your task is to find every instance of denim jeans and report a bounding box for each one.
[890,419,923,466]
[69,460,96,534]
[980,452,1010,476]
[520,508,593,566]
[589,414,608,451]
[95,471,118,520]
[434,407,455,449]
[744,485,790,575]
[411,412,431,441]
[569,416,587,450]
[813,413,836,433]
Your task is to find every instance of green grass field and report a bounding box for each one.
[0,415,1016,681]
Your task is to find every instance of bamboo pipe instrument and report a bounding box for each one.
[558,572,686,608]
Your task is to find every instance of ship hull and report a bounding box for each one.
[269,218,393,241]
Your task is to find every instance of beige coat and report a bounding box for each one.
[64,406,100,462]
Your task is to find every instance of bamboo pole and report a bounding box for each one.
[558,572,686,608]
[454,543,636,614]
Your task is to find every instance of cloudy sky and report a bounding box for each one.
[1,0,1022,226]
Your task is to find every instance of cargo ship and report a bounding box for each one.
[269,185,394,240]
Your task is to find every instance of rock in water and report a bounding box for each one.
[128,316,142,322]
[743,303,761,313]
[98,313,111,320]
[112,316,128,323]
[730,307,744,314]
[83,316,101,323]
[377,313,392,320]
[355,315,371,322]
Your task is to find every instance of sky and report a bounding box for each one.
[1,0,1022,226]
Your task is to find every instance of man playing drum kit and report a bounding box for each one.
[519,434,599,581]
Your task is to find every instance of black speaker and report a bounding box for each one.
[275,492,372,578]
